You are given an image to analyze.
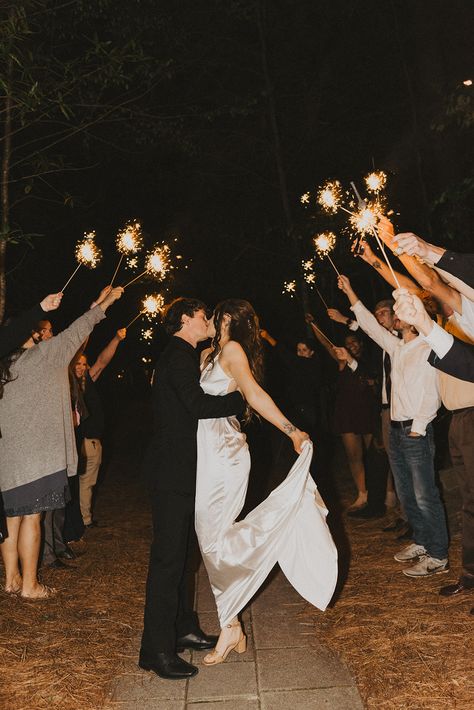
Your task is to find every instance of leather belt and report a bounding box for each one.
[450,406,474,415]
[390,419,413,428]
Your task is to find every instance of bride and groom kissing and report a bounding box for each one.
[139,296,337,680]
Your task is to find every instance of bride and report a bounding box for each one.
[196,298,338,666]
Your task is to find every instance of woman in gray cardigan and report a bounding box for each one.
[0,286,123,599]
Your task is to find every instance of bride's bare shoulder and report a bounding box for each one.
[221,340,246,361]
[200,346,212,366]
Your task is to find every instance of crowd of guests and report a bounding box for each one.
[0,286,125,598]
[0,222,473,617]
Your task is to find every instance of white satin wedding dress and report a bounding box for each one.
[195,357,338,626]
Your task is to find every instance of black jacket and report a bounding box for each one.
[429,338,474,384]
[437,250,474,290]
[0,303,43,359]
[143,336,244,494]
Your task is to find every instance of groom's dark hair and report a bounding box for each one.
[163,297,208,335]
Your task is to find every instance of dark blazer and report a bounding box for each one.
[143,335,244,494]
[0,303,43,359]
[428,338,474,384]
[437,250,474,290]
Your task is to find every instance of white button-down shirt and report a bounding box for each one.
[351,301,440,435]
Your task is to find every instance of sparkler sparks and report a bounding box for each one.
[317,181,343,214]
[116,221,143,254]
[75,231,102,268]
[364,171,387,193]
[313,231,336,257]
[141,328,154,341]
[300,192,310,205]
[305,272,316,285]
[145,245,171,281]
[126,256,139,270]
[282,280,297,296]
[142,293,165,320]
[349,202,383,236]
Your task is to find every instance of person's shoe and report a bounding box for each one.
[394,543,426,562]
[47,558,76,570]
[439,580,474,597]
[403,555,449,577]
[138,652,198,679]
[382,517,406,533]
[347,506,385,519]
[58,546,77,560]
[396,526,414,541]
[203,622,247,666]
[176,631,218,652]
[346,492,368,511]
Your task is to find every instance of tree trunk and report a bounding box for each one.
[0,55,12,323]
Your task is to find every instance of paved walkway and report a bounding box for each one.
[108,565,363,709]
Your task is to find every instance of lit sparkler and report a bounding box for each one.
[349,202,383,236]
[126,293,165,328]
[61,231,102,291]
[317,181,343,214]
[141,327,154,342]
[300,192,310,205]
[313,231,340,276]
[364,170,387,193]
[111,221,144,285]
[282,280,297,297]
[123,244,172,288]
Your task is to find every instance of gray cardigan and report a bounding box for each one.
[0,306,105,493]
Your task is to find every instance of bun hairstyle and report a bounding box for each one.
[208,299,264,422]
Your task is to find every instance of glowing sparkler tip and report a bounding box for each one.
[317,180,343,213]
[365,170,387,193]
[75,231,102,268]
[141,327,154,341]
[300,192,310,205]
[146,244,171,281]
[313,231,337,257]
[302,259,314,271]
[282,280,297,296]
[305,273,316,285]
[142,293,165,319]
[349,202,383,236]
[116,221,143,254]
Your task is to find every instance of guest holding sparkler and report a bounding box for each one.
[338,275,449,577]
[305,313,379,510]
[71,328,127,529]
[0,293,62,359]
[0,286,123,598]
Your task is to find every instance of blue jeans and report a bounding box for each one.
[389,423,448,560]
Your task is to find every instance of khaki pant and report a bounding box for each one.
[79,438,102,526]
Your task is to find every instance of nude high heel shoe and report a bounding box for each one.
[202,622,247,665]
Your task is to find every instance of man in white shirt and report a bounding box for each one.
[338,275,449,577]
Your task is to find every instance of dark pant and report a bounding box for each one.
[389,422,448,560]
[42,507,67,565]
[140,491,200,658]
[365,438,388,513]
[449,409,474,581]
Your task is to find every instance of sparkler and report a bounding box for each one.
[111,221,143,286]
[300,192,310,205]
[364,170,387,193]
[126,293,165,328]
[350,181,401,288]
[313,232,340,276]
[61,231,102,291]
[302,259,329,309]
[141,327,154,342]
[282,280,297,297]
[123,244,172,288]
[317,181,343,214]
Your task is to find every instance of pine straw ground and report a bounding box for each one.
[0,428,473,709]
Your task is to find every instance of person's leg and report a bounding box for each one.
[364,437,388,514]
[51,507,68,556]
[402,425,448,561]
[176,516,200,639]
[388,426,426,547]
[140,492,195,659]
[79,439,102,526]
[0,515,22,592]
[449,411,474,584]
[41,510,57,566]
[18,513,54,597]
[341,433,367,505]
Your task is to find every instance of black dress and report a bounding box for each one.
[333,358,379,435]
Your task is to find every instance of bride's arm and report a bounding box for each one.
[221,341,310,453]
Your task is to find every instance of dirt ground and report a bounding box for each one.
[0,417,472,709]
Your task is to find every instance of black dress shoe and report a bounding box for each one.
[47,558,76,570]
[139,652,198,680]
[176,630,218,652]
[439,581,474,597]
[348,506,385,519]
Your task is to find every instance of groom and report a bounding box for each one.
[139,297,245,680]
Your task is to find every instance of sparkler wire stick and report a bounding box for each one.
[326,254,340,277]
[310,322,336,349]
[110,254,124,287]
[315,287,329,310]
[122,269,149,289]
[61,263,81,292]
[126,311,145,329]
[350,181,401,289]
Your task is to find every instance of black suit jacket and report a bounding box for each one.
[0,303,43,358]
[437,250,474,290]
[143,335,244,494]
[428,338,474,384]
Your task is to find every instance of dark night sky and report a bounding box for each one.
[4,0,473,370]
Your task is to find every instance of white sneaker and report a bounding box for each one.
[403,555,449,577]
[394,543,426,562]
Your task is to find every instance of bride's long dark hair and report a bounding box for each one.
[207,299,264,422]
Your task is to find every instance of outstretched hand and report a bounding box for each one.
[393,288,433,336]
[116,328,127,340]
[392,232,431,260]
[333,346,352,364]
[40,292,63,312]
[377,216,396,250]
[304,312,315,324]
[327,308,347,324]
[337,274,352,294]
[289,428,311,454]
